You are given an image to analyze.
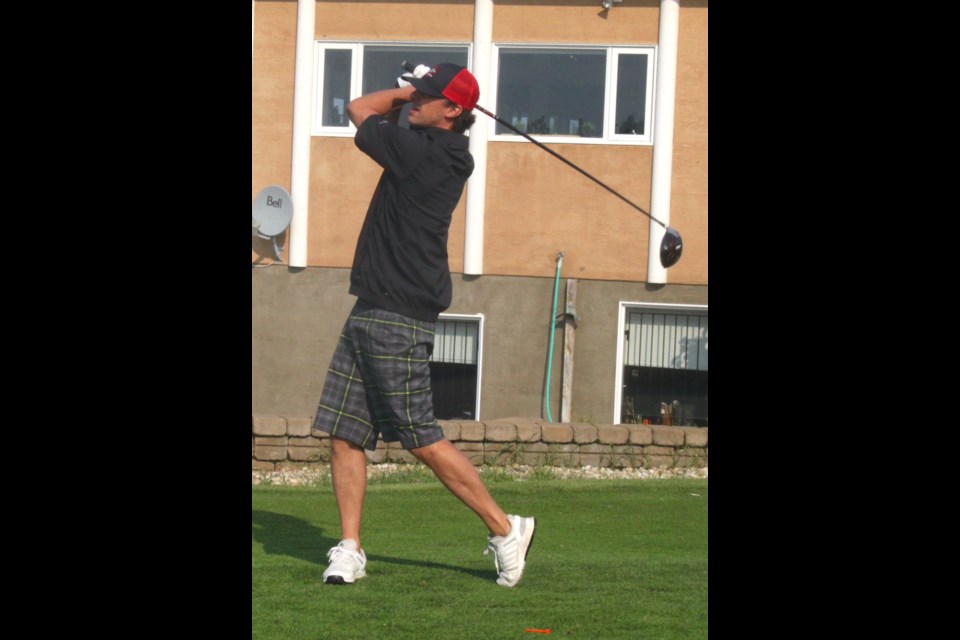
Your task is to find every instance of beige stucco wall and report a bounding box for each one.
[493,0,661,43]
[252,1,297,260]
[671,1,708,281]
[252,0,707,285]
[305,137,470,270]
[314,1,475,40]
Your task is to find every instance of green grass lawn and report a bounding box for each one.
[253,477,707,640]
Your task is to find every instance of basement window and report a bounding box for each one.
[430,314,483,421]
[615,303,708,426]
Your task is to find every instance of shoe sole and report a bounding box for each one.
[524,518,537,562]
[324,570,365,585]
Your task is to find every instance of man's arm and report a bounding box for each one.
[347,86,416,127]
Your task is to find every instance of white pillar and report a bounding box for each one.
[464,0,494,275]
[647,0,680,283]
[288,0,315,267]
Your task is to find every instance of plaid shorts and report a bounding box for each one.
[312,300,445,451]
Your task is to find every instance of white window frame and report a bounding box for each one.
[312,41,473,137]
[434,313,484,421]
[312,43,358,136]
[489,43,657,146]
[612,302,707,424]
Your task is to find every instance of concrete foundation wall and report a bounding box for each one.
[252,265,707,423]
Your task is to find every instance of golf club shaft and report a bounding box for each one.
[473,105,666,229]
[400,61,666,229]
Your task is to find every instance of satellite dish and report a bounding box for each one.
[252,186,293,260]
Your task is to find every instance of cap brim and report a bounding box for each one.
[408,76,444,97]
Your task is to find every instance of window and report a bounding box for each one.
[313,43,470,136]
[615,304,707,426]
[492,45,656,144]
[429,315,483,421]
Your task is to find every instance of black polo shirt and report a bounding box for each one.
[348,115,474,322]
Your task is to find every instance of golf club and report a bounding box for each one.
[401,62,683,268]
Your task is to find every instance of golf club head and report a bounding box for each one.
[660,227,683,268]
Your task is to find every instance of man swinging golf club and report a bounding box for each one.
[311,63,537,587]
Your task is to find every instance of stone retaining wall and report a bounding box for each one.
[252,416,708,471]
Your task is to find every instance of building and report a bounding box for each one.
[252,0,707,427]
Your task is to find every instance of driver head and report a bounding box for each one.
[660,227,683,268]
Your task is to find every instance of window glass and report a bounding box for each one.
[362,45,468,94]
[620,311,708,426]
[496,48,606,137]
[321,49,352,127]
[615,53,649,136]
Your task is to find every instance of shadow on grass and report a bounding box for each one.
[252,510,489,579]
[252,510,338,565]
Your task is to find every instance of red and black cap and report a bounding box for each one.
[408,63,480,111]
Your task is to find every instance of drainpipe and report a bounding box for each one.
[647,0,680,284]
[544,252,564,422]
[288,0,315,267]
[464,0,494,275]
[560,278,578,423]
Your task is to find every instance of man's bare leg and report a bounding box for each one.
[330,437,368,548]
[411,439,510,537]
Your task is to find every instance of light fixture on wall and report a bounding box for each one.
[601,0,623,10]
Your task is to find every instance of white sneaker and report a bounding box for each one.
[484,514,537,587]
[323,539,367,585]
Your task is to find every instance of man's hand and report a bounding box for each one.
[396,64,432,89]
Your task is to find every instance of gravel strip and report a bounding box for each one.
[252,464,707,486]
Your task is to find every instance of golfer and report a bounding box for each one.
[311,63,536,587]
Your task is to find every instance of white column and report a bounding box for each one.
[288,0,315,267]
[647,0,680,283]
[464,0,494,275]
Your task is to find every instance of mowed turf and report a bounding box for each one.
[252,478,707,640]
